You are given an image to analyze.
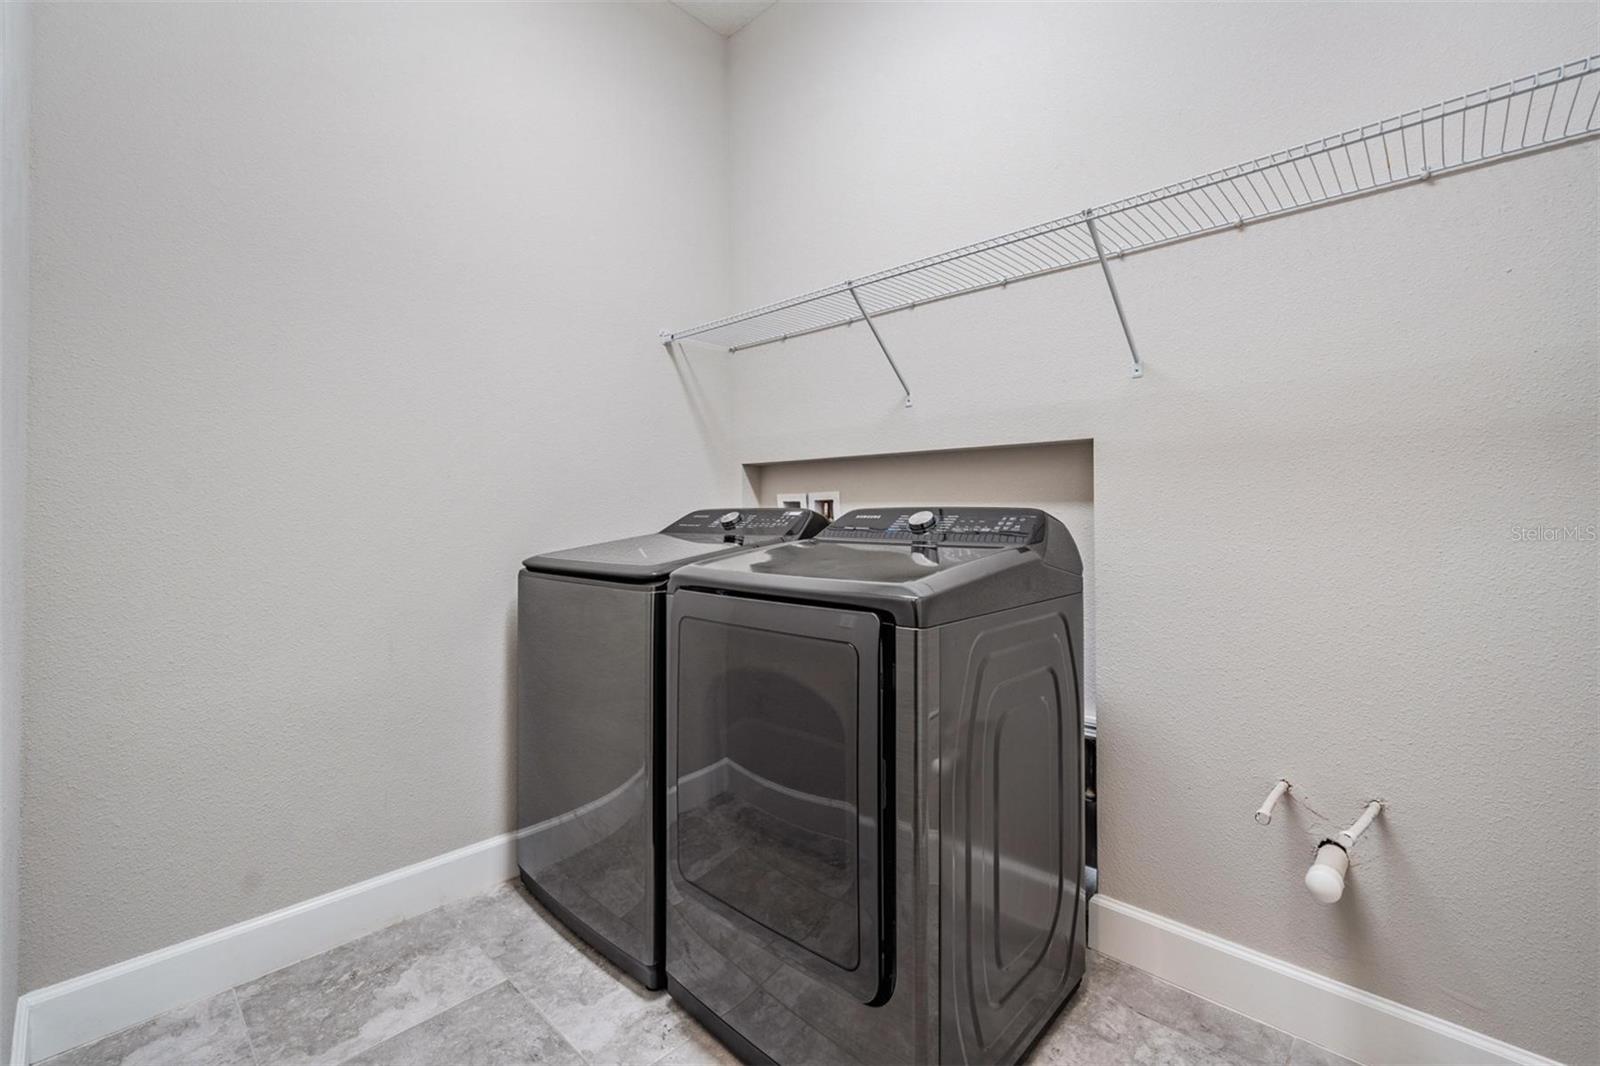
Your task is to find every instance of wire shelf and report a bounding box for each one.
[666,56,1600,354]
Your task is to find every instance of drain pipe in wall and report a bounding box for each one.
[1305,801,1384,904]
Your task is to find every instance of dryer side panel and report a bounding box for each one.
[940,595,1086,1064]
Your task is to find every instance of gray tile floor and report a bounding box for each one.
[40,880,1358,1066]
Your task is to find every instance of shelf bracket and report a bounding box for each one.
[1084,211,1144,379]
[847,284,913,408]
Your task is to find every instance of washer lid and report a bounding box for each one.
[523,508,828,583]
[524,533,751,583]
[717,540,1005,583]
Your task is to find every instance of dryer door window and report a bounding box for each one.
[669,590,887,1004]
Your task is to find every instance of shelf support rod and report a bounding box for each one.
[847,283,913,407]
[1084,211,1144,379]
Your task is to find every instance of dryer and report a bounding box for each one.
[664,507,1086,1064]
[517,507,828,990]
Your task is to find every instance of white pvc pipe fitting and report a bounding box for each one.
[1338,800,1383,848]
[1305,842,1350,904]
[1254,779,1291,825]
[1305,801,1382,904]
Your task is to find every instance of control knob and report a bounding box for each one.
[907,510,938,534]
[717,511,742,530]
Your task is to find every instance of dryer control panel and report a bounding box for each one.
[816,508,1047,546]
[663,508,824,538]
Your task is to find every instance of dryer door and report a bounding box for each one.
[668,590,889,1004]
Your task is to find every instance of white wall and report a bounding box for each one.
[720,4,1598,1061]
[0,1,28,1051]
[22,2,734,991]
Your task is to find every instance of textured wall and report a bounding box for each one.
[722,4,1599,1060]
[23,2,734,990]
[0,1,28,1051]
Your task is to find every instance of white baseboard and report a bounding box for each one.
[1088,895,1559,1066]
[14,832,517,1065]
[8,996,28,1066]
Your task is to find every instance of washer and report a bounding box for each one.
[517,507,828,990]
[664,507,1086,1064]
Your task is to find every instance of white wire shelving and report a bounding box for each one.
[663,56,1600,402]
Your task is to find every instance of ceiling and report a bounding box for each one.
[669,0,778,38]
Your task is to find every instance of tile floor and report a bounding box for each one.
[40,880,1358,1066]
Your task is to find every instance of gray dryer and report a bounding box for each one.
[664,507,1086,1064]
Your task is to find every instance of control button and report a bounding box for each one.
[907,510,938,534]
[718,511,742,530]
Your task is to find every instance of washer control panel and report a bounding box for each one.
[663,508,821,537]
[816,508,1045,546]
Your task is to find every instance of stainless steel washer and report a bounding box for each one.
[517,508,828,989]
[664,507,1086,1064]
